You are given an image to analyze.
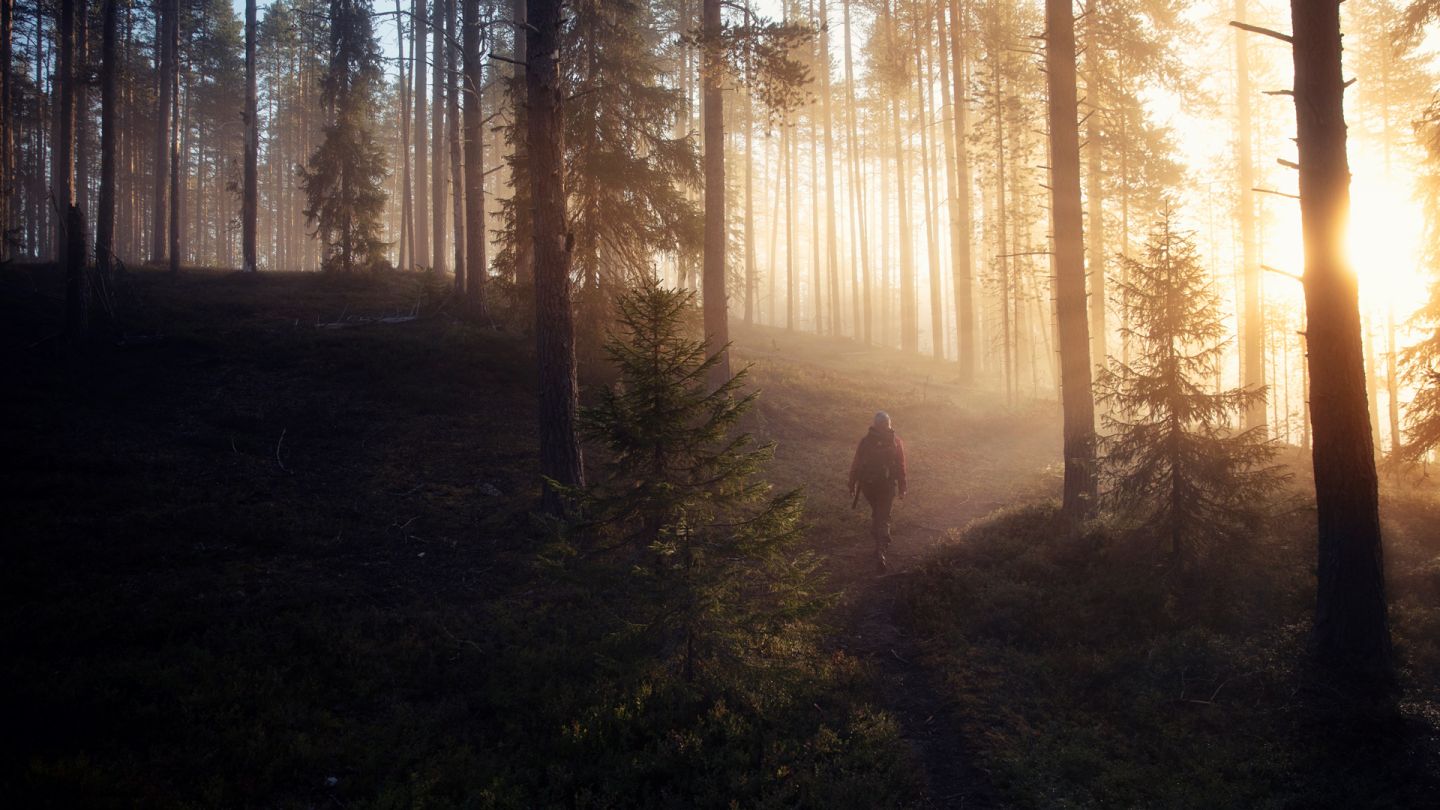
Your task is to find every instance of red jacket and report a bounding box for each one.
[849,426,907,496]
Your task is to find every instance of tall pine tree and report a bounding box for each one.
[301,0,387,273]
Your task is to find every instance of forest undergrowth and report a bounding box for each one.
[4,267,1438,807]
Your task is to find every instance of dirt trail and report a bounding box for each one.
[734,325,1059,808]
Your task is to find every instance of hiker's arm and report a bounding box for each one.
[895,438,908,497]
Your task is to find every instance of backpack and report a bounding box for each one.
[856,432,898,487]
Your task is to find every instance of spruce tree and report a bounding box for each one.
[563,280,813,684]
[1098,209,1284,566]
[1402,100,1440,462]
[301,0,387,273]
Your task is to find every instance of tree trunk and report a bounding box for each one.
[1,0,12,262]
[432,0,446,275]
[96,0,117,285]
[743,81,755,326]
[842,0,870,345]
[528,0,584,513]
[1084,0,1105,367]
[917,12,942,360]
[243,0,257,272]
[820,0,839,337]
[1386,306,1400,455]
[462,0,487,312]
[59,0,82,337]
[167,0,179,276]
[1290,0,1392,689]
[894,72,915,353]
[54,0,77,258]
[701,0,730,386]
[395,0,412,271]
[413,0,430,268]
[511,0,531,287]
[75,0,89,223]
[150,0,171,263]
[1045,0,1097,517]
[945,0,974,382]
[1236,0,1265,432]
[446,0,463,288]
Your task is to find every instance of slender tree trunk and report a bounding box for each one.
[917,13,942,359]
[941,0,971,379]
[1045,0,1097,517]
[462,0,487,312]
[243,0,257,272]
[395,0,412,271]
[743,83,756,326]
[1290,0,1391,689]
[150,0,171,263]
[789,116,800,328]
[432,0,446,275]
[413,0,430,267]
[58,0,83,338]
[820,0,839,336]
[75,0,89,223]
[96,0,117,285]
[1,0,12,262]
[528,0,583,513]
[1236,0,1265,432]
[446,0,463,288]
[511,0,531,286]
[1386,306,1400,455]
[167,0,179,276]
[842,0,869,345]
[894,76,915,353]
[701,0,730,386]
[1084,0,1105,367]
[54,0,77,259]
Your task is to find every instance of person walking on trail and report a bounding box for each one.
[849,411,908,572]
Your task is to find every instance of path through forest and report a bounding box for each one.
[734,325,1061,807]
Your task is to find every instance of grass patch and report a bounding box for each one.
[899,496,1440,808]
[0,267,919,807]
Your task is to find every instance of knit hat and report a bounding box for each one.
[873,411,891,428]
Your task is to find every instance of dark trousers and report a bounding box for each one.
[862,482,895,551]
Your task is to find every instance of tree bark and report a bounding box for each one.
[944,0,974,381]
[59,0,83,338]
[167,0,179,276]
[150,0,171,263]
[395,0,412,271]
[820,0,839,337]
[1236,0,1265,433]
[1,0,12,262]
[701,0,730,386]
[54,0,77,257]
[1084,0,1105,367]
[446,0,463,288]
[893,69,915,353]
[243,0,257,272]
[97,0,117,285]
[413,0,430,268]
[462,0,487,312]
[1045,0,1097,517]
[528,0,584,513]
[432,0,446,275]
[1291,0,1392,688]
[842,0,870,345]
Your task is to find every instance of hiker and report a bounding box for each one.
[849,411,908,572]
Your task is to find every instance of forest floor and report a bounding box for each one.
[2,266,1042,807]
[4,266,1437,807]
[732,324,1060,808]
